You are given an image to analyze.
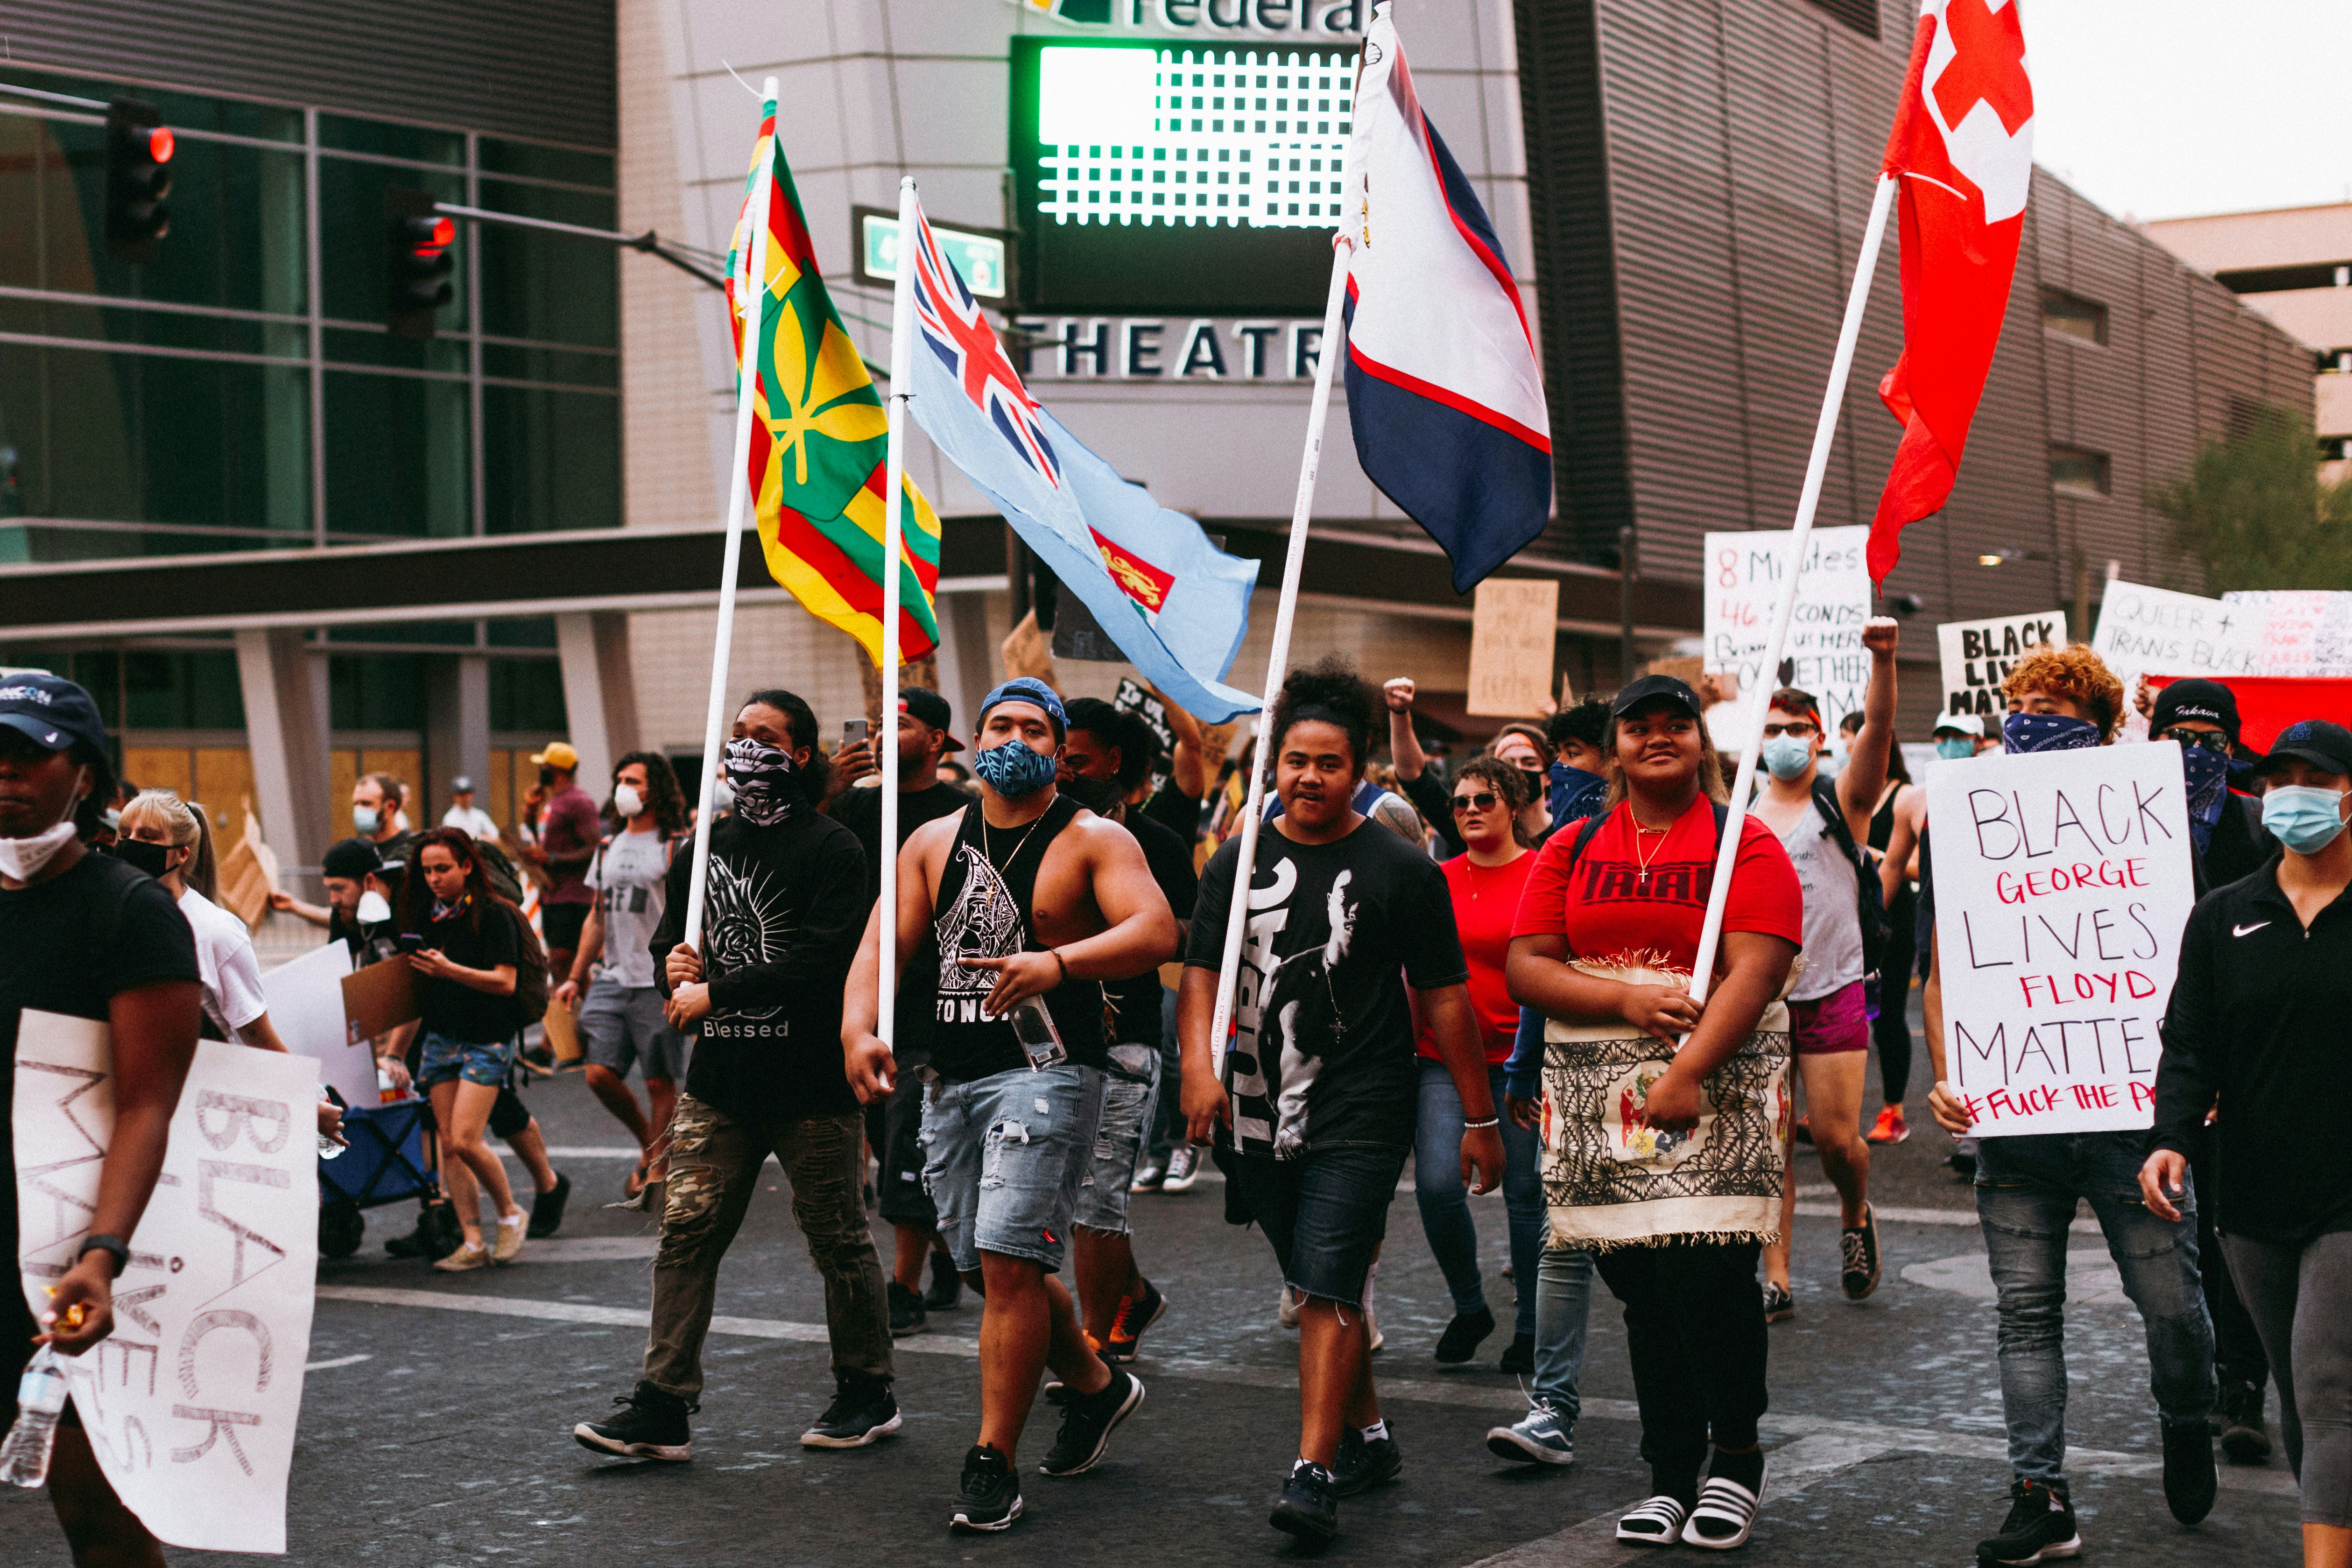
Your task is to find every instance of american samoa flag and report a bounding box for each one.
[910,218,1061,488]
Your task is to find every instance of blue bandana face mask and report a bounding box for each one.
[2180,742,2232,855]
[974,737,1058,799]
[2003,712,2100,755]
[2263,784,2350,856]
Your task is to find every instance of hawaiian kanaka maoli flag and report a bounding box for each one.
[726,97,940,663]
[900,191,1263,722]
[1867,0,2034,587]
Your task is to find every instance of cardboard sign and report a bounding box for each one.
[2091,580,2269,738]
[1925,743,2196,1136]
[1938,611,2066,719]
[14,1017,317,1553]
[261,941,375,1107]
[1465,578,1560,717]
[1703,524,1873,734]
[340,957,417,1048]
[2224,590,2352,678]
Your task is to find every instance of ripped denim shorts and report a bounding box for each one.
[920,1062,1105,1273]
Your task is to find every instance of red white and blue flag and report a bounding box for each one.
[1341,7,1551,594]
[899,194,1264,722]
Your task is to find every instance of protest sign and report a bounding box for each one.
[1113,675,1177,797]
[1924,743,2196,1136]
[341,957,417,1048]
[1465,578,1559,717]
[1937,611,2066,719]
[2224,590,2352,678]
[1703,524,1872,732]
[14,1017,317,1553]
[2091,580,2269,737]
[261,940,373,1107]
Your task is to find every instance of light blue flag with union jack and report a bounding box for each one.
[901,193,1262,722]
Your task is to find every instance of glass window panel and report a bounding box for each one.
[328,654,429,730]
[0,342,310,534]
[490,659,567,731]
[323,325,468,374]
[0,115,307,315]
[326,621,479,646]
[478,140,613,189]
[122,649,246,730]
[485,618,558,648]
[0,297,296,358]
[483,384,618,534]
[324,370,470,538]
[319,115,464,165]
[481,342,618,387]
[319,159,467,330]
[475,180,616,348]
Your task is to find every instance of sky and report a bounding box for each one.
[2021,0,2352,222]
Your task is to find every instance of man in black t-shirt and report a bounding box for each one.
[1178,662,1502,1547]
[573,689,893,1465]
[0,672,201,1566]
[827,688,972,1335]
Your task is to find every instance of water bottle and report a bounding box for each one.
[0,1346,68,1488]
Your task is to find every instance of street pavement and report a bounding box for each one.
[7,1004,2302,1566]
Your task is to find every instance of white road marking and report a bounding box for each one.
[304,1353,373,1371]
[1904,1249,2129,1304]
[1796,1199,2101,1235]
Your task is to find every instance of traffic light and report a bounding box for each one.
[104,98,173,264]
[385,188,456,340]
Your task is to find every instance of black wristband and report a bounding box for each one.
[77,1233,130,1279]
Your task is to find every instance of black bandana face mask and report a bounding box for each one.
[725,737,801,826]
[1059,773,1123,814]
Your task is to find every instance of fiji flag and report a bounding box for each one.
[901,196,1263,722]
[1343,6,1551,593]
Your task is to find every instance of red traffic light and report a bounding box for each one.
[147,126,174,164]
[423,216,454,248]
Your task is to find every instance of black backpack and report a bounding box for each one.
[1807,778,1894,979]
[491,896,551,1026]
[1563,798,1732,871]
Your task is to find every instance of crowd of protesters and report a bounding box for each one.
[9,617,2352,1568]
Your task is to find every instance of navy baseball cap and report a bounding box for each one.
[2255,719,2352,779]
[0,672,108,755]
[978,677,1066,741]
[1610,673,1705,720]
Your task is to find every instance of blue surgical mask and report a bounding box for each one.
[2003,712,2099,755]
[974,737,1058,799]
[1760,733,1814,781]
[2262,784,2350,856]
[352,805,379,835]
[1936,736,1977,760]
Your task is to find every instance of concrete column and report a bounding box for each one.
[424,654,490,832]
[555,611,640,792]
[234,626,334,874]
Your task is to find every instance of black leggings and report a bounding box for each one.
[1595,1239,1768,1485]
[1872,893,1918,1105]
[2193,1144,2270,1390]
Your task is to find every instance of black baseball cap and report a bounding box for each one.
[2254,719,2352,779]
[897,687,963,752]
[0,671,109,756]
[2150,678,2241,742]
[320,837,385,879]
[1610,674,1705,720]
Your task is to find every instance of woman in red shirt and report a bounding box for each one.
[1507,674,1801,1550]
[1412,758,1544,1373]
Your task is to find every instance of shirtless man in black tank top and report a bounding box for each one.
[843,678,1178,1534]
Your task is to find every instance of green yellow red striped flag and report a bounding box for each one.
[727,98,940,663]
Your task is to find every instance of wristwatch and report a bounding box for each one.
[77,1233,131,1279]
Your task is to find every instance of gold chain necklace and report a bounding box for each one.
[1630,807,1673,890]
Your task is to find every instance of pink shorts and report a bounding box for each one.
[1789,980,1869,1055]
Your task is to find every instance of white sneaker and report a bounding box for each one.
[1161,1146,1203,1191]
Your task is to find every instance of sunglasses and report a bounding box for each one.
[1760,721,1818,739]
[1450,790,1503,815]
[2160,726,2232,752]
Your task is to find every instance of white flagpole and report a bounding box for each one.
[1685,171,1897,1007]
[1205,232,1355,1071]
[683,78,781,951]
[878,176,919,1054]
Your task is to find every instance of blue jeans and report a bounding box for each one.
[1146,987,1183,1165]
[1232,1145,1410,1308]
[1414,1061,1544,1337]
[1073,1042,1159,1234]
[920,1063,1104,1274]
[1533,1244,1595,1421]
[1975,1130,2216,1482]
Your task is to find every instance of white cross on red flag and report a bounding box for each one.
[1867,0,2035,587]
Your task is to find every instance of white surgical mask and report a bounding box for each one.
[355,888,392,924]
[353,805,379,835]
[0,818,81,884]
[613,784,645,819]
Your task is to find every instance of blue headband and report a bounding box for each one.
[978,677,1066,740]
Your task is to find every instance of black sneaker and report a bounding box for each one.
[951,1444,1023,1533]
[924,1250,964,1312]
[387,1199,462,1260]
[1332,1426,1401,1497]
[1975,1476,2079,1566]
[1037,1367,1145,1476]
[889,1281,929,1338]
[1841,1205,1881,1300]
[1269,1461,1340,1544]
[1433,1305,1496,1364]
[1099,1280,1168,1364]
[2161,1418,2216,1525]
[2218,1378,2273,1463]
[1762,1281,1796,1323]
[803,1376,903,1448]
[1497,1331,1535,1375]
[528,1172,571,1239]
[573,1381,693,1462]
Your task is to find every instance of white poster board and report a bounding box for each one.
[1703,524,1873,734]
[2091,581,2269,738]
[1925,744,2196,1136]
[1937,610,2066,720]
[14,1017,317,1554]
[2224,590,2352,677]
[260,941,373,1107]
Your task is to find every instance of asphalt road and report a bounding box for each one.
[6,1006,2303,1567]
